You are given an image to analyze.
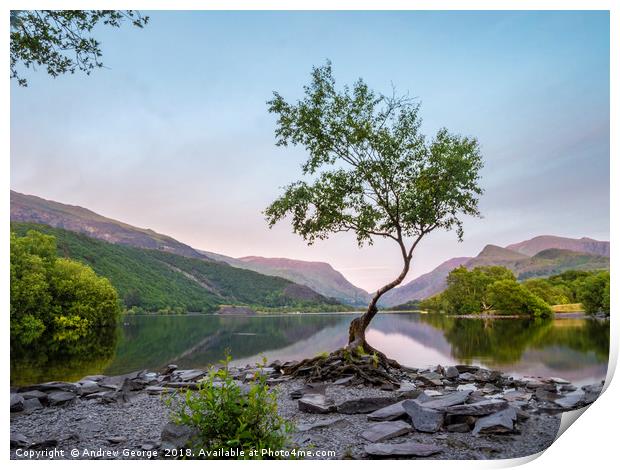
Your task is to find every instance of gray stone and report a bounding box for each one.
[106,436,127,444]
[296,417,350,432]
[397,382,420,399]
[79,375,107,383]
[445,399,508,416]
[364,442,442,457]
[298,394,334,414]
[361,421,412,443]
[333,376,355,386]
[82,391,117,400]
[446,423,470,433]
[503,390,532,402]
[78,380,102,395]
[444,366,459,379]
[367,400,408,421]
[555,390,585,409]
[47,391,77,406]
[403,400,444,432]
[419,390,472,410]
[22,398,44,411]
[472,407,517,436]
[27,381,79,393]
[459,373,476,382]
[549,377,570,384]
[10,393,24,412]
[455,365,479,374]
[161,422,198,451]
[10,432,30,448]
[21,390,47,401]
[418,372,443,386]
[336,397,398,414]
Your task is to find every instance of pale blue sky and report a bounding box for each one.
[10,11,610,291]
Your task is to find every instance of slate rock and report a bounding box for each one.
[333,376,355,386]
[161,422,199,451]
[455,365,479,374]
[364,442,442,457]
[367,400,408,421]
[472,407,517,436]
[444,366,459,379]
[47,391,77,406]
[503,390,532,402]
[419,390,472,410]
[23,398,44,411]
[10,393,24,412]
[79,375,107,383]
[78,380,102,395]
[445,399,508,416]
[298,394,334,414]
[446,423,470,433]
[361,421,412,443]
[296,417,350,432]
[21,390,47,401]
[336,397,398,414]
[555,390,585,409]
[403,400,444,432]
[10,432,30,448]
[21,381,78,394]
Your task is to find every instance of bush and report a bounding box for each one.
[168,357,293,459]
[487,279,552,317]
[10,230,121,345]
[578,271,610,315]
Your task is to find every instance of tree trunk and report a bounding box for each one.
[347,256,411,353]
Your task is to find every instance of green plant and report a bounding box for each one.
[169,356,294,459]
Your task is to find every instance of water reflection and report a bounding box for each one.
[11,326,117,385]
[10,313,609,386]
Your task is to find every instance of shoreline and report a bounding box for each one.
[10,362,604,460]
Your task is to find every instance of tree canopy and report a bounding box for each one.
[10,10,148,86]
[10,230,121,345]
[265,62,483,253]
[265,62,484,356]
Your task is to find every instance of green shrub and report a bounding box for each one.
[168,357,293,459]
[10,230,121,345]
[578,271,610,315]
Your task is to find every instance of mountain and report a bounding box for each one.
[11,222,345,313]
[506,235,610,257]
[200,255,371,307]
[380,257,471,307]
[380,242,610,308]
[11,191,368,306]
[10,191,209,260]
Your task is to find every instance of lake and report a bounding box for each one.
[10,313,609,386]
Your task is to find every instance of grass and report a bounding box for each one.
[551,303,584,313]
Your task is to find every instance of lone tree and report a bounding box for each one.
[10,10,148,86]
[265,63,484,383]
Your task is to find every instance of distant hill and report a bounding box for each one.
[11,191,209,260]
[12,191,368,306]
[506,235,609,257]
[380,257,471,307]
[203,255,371,307]
[380,242,609,308]
[11,222,345,313]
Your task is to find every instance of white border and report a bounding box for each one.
[3,1,616,469]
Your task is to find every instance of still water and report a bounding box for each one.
[11,313,609,386]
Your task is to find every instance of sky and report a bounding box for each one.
[10,11,610,292]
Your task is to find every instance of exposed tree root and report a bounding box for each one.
[281,345,402,387]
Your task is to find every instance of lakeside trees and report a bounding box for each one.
[10,230,121,346]
[420,266,609,317]
[265,62,484,368]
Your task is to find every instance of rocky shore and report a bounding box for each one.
[10,362,604,460]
